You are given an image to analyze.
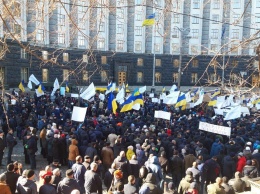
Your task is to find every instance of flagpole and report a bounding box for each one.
[152,22,155,91]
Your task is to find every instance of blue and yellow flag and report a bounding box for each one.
[133,94,144,106]
[175,94,187,108]
[18,80,25,92]
[38,84,43,93]
[142,13,155,26]
[120,97,134,112]
[132,88,140,96]
[212,90,220,98]
[208,96,217,106]
[112,99,118,114]
[108,92,114,111]
[66,81,69,93]
[162,86,165,93]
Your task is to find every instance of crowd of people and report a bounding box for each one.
[0,89,260,194]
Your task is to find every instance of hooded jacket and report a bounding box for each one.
[68,139,79,161]
[17,178,37,194]
[145,156,163,183]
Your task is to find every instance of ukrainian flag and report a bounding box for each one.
[208,96,217,106]
[120,97,134,112]
[252,98,260,105]
[112,99,118,114]
[132,88,140,96]
[133,94,144,106]
[175,94,187,108]
[126,83,128,88]
[142,13,155,26]
[65,81,69,93]
[212,90,220,98]
[162,86,165,93]
[18,80,25,92]
[38,84,43,93]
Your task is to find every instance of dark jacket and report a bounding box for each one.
[170,155,183,175]
[5,171,20,194]
[39,184,57,194]
[202,159,220,181]
[17,178,37,194]
[0,136,5,151]
[57,177,80,194]
[104,168,115,189]
[222,155,236,179]
[71,163,86,189]
[27,135,37,154]
[128,159,140,178]
[84,170,102,194]
[6,133,16,148]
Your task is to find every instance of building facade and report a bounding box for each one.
[0,0,258,89]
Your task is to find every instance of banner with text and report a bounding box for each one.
[199,121,231,137]
[154,110,171,120]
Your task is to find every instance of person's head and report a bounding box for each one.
[52,168,60,177]
[66,169,74,178]
[45,165,52,172]
[238,152,243,158]
[43,175,52,184]
[252,159,258,167]
[84,155,91,163]
[167,182,174,191]
[215,177,223,185]
[114,169,123,180]
[212,156,217,161]
[26,170,35,180]
[7,163,15,172]
[70,190,80,194]
[8,129,13,134]
[235,171,242,179]
[76,156,82,163]
[0,173,6,183]
[90,162,98,172]
[222,176,228,183]
[128,175,135,185]
[192,161,197,168]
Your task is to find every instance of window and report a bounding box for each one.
[231,60,238,66]
[154,44,160,52]
[211,44,218,52]
[98,22,105,32]
[172,28,179,38]
[58,14,65,26]
[0,67,5,83]
[233,0,240,9]
[173,59,179,67]
[230,73,237,84]
[233,14,240,23]
[172,43,179,53]
[83,54,88,63]
[230,44,239,55]
[63,69,69,81]
[21,49,27,59]
[192,59,199,67]
[135,41,142,51]
[192,15,199,24]
[42,69,49,82]
[97,38,105,49]
[137,72,143,83]
[78,21,85,30]
[136,11,142,21]
[101,71,107,82]
[82,70,88,81]
[232,29,239,39]
[117,40,124,51]
[212,14,219,24]
[156,59,161,66]
[212,0,220,9]
[136,0,142,5]
[211,29,219,39]
[21,68,28,83]
[257,0,260,8]
[117,24,123,34]
[36,29,44,42]
[210,74,218,82]
[191,45,199,55]
[101,56,107,64]
[117,8,124,19]
[42,51,48,60]
[256,14,260,23]
[58,33,65,44]
[63,53,69,62]
[173,73,178,82]
[191,73,198,83]
[193,0,200,9]
[135,26,142,36]
[78,35,85,46]
[192,29,199,38]
[137,58,143,66]
[173,14,180,23]
[155,72,161,82]
[13,24,21,34]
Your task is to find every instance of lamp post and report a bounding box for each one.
[173,27,190,89]
[257,44,260,87]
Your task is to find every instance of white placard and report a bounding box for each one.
[214,109,223,115]
[149,93,154,98]
[99,93,105,101]
[152,98,159,103]
[199,121,231,137]
[71,106,87,122]
[11,99,16,105]
[154,110,171,120]
[71,93,79,98]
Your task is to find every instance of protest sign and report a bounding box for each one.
[199,121,231,137]
[154,110,171,120]
[71,93,79,98]
[71,106,87,122]
[152,98,159,103]
[60,87,65,96]
[149,93,154,98]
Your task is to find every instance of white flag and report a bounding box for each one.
[80,82,96,100]
[116,87,125,104]
[51,78,60,96]
[169,84,177,93]
[27,80,32,89]
[224,106,241,120]
[35,88,44,97]
[194,89,204,106]
[139,86,147,94]
[29,74,40,85]
[164,91,180,104]
[185,92,191,103]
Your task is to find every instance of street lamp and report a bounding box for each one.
[173,27,190,90]
[256,44,260,87]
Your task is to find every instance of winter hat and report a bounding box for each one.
[238,152,243,157]
[245,146,251,151]
[0,173,6,182]
[26,170,35,178]
[114,170,123,179]
[128,146,133,150]
[246,142,252,146]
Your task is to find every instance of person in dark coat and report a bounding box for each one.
[169,150,183,188]
[124,175,138,194]
[252,148,260,171]
[85,143,98,162]
[57,169,80,194]
[52,135,62,163]
[222,152,236,180]
[84,162,102,194]
[128,155,140,179]
[4,163,19,194]
[26,132,38,170]
[71,156,86,194]
[104,163,116,191]
[39,175,56,194]
[6,129,17,164]
[0,130,6,165]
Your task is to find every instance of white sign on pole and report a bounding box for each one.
[71,106,87,122]
[199,121,231,137]
[152,98,159,103]
[71,93,79,98]
[154,110,171,120]
[149,93,154,98]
